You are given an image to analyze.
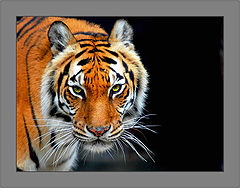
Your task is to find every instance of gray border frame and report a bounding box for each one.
[0,0,239,187]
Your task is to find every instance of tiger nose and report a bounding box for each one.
[86,125,111,137]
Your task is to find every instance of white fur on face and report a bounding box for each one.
[83,142,113,154]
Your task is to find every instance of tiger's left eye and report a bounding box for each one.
[112,84,121,92]
[73,86,82,94]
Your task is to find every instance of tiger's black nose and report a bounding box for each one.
[86,125,110,137]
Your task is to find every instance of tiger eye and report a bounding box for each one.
[112,84,121,92]
[73,86,82,94]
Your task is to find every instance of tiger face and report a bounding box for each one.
[41,19,148,154]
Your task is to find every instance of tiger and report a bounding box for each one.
[17,16,150,171]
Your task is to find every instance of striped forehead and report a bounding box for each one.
[67,53,125,86]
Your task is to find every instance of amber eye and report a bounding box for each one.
[73,86,82,94]
[112,84,121,92]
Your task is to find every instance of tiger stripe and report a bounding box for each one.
[18,17,46,41]
[23,115,40,169]
[25,44,42,145]
[17,17,38,39]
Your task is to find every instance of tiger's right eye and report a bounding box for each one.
[112,84,121,93]
[73,86,82,94]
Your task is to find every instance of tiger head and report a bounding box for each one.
[41,19,148,154]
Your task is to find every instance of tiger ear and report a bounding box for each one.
[48,21,76,55]
[109,19,134,49]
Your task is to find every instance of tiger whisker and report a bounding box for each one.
[42,135,73,165]
[122,114,158,131]
[38,131,61,149]
[116,139,126,163]
[29,124,72,127]
[52,137,72,166]
[112,142,119,159]
[52,137,76,166]
[81,149,91,165]
[123,122,159,134]
[53,138,78,166]
[32,130,54,142]
[90,149,95,160]
[32,128,72,142]
[52,137,73,167]
[106,149,115,160]
[122,113,157,124]
[41,131,72,155]
[40,134,72,164]
[33,118,73,125]
[113,142,119,153]
[138,124,161,128]
[120,137,147,162]
[34,132,57,144]
[131,124,160,134]
[123,131,155,162]
[41,131,72,151]
[43,143,61,165]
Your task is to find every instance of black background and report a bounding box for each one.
[17,17,223,171]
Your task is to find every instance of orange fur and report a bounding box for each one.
[17,17,148,171]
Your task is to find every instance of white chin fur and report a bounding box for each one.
[83,142,113,154]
